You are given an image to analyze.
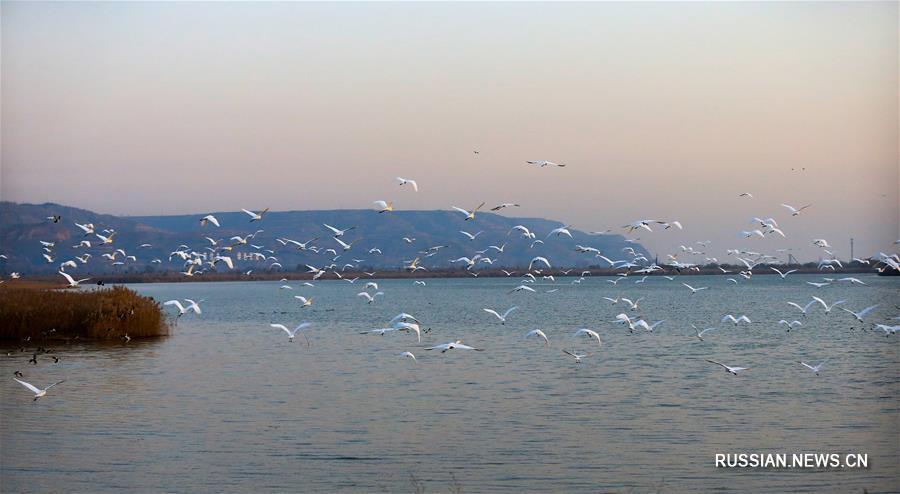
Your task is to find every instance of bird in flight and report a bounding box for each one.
[242,208,269,222]
[706,360,748,375]
[483,306,517,324]
[14,378,65,401]
[396,177,418,191]
[781,203,811,216]
[270,322,312,345]
[426,340,483,353]
[526,160,565,167]
[451,203,486,221]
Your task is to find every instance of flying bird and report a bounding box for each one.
[242,208,269,222]
[483,306,518,324]
[526,160,565,167]
[706,360,749,375]
[270,322,312,344]
[396,177,418,191]
[781,203,811,216]
[451,203,486,221]
[14,378,65,401]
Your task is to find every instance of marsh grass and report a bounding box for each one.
[0,285,169,341]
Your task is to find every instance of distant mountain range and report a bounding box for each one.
[0,202,649,275]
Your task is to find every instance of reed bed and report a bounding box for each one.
[0,286,169,341]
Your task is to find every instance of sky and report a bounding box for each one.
[2,1,897,262]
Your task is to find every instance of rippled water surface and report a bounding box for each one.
[2,274,898,492]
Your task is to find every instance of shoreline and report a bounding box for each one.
[3,265,882,285]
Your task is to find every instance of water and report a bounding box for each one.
[2,274,898,492]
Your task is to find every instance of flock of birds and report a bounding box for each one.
[4,169,900,401]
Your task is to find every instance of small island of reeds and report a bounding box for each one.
[0,284,169,341]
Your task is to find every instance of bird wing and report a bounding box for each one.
[14,378,42,394]
[44,380,65,391]
[858,305,879,318]
[502,306,518,319]
[409,180,418,191]
[451,206,470,216]
[58,271,76,285]
[483,308,502,319]
[270,324,291,335]
[706,359,727,369]
[323,224,341,235]
[164,300,186,312]
[241,208,257,218]
[799,362,816,371]
[184,299,202,314]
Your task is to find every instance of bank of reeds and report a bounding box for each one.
[0,286,169,341]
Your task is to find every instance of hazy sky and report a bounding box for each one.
[2,2,897,261]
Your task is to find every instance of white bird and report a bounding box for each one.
[721,314,751,325]
[875,324,900,336]
[323,223,356,237]
[526,160,565,167]
[413,280,426,286]
[270,322,312,344]
[373,200,393,213]
[547,225,573,238]
[391,321,422,342]
[451,203,485,221]
[396,177,418,191]
[573,328,602,346]
[739,192,754,198]
[781,203,811,216]
[562,349,588,363]
[621,297,643,310]
[293,295,313,307]
[358,291,384,304]
[787,299,818,316]
[334,237,359,252]
[771,267,797,279]
[707,360,749,375]
[799,360,826,376]
[509,225,535,239]
[508,285,536,294]
[491,203,520,211]
[459,230,484,241]
[692,324,715,341]
[528,256,551,271]
[200,214,220,227]
[399,351,417,361]
[242,208,269,222]
[14,378,65,401]
[483,306,517,324]
[58,271,90,287]
[837,277,866,285]
[426,340,483,353]
[811,296,845,314]
[682,283,708,294]
[74,222,95,235]
[658,220,683,230]
[164,299,202,317]
[778,320,803,331]
[95,232,116,245]
[840,305,878,322]
[389,313,420,325]
[525,329,549,346]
